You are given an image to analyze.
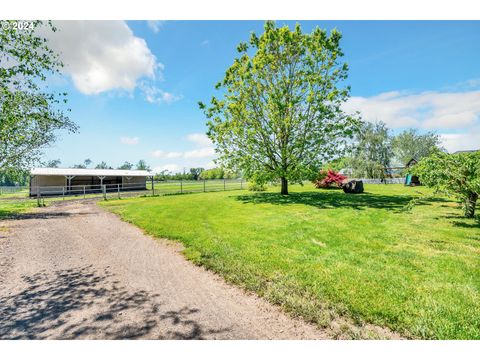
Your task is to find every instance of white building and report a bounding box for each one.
[29,168,153,197]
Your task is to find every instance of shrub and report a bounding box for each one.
[412,151,480,218]
[248,181,267,192]
[313,169,347,188]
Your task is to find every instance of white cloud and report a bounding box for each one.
[40,21,158,95]
[140,83,181,104]
[120,136,139,145]
[184,133,215,159]
[186,133,212,147]
[184,147,216,159]
[150,133,216,166]
[200,40,210,46]
[204,160,216,169]
[147,21,164,34]
[444,78,480,91]
[344,89,480,130]
[151,147,215,160]
[154,164,182,173]
[151,150,183,159]
[440,129,480,153]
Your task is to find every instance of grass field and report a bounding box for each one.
[0,188,29,199]
[0,200,38,219]
[101,184,480,339]
[149,179,244,194]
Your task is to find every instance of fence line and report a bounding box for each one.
[0,185,28,195]
[18,178,246,204]
[354,177,406,184]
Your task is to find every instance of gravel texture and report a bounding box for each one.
[0,200,330,340]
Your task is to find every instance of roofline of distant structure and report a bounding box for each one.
[30,167,154,177]
[452,149,479,154]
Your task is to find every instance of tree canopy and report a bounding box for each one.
[392,129,443,165]
[95,161,112,170]
[135,160,151,171]
[118,161,134,170]
[200,21,360,194]
[413,151,480,218]
[0,20,77,172]
[46,159,61,168]
[350,121,392,178]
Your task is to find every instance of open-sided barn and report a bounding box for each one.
[29,168,153,197]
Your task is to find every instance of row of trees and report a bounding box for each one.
[336,122,443,178]
[153,167,241,181]
[45,159,152,171]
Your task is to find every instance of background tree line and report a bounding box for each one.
[325,121,444,179]
[154,167,241,181]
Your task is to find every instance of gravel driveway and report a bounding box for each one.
[0,200,329,340]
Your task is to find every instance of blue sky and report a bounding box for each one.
[42,21,480,173]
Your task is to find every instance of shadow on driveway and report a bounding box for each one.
[0,265,229,339]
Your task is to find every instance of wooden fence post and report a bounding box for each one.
[118,183,121,198]
[180,179,183,194]
[103,185,107,200]
[224,178,226,191]
[84,185,86,199]
[203,179,206,192]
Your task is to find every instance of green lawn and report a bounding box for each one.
[0,199,38,219]
[0,188,29,199]
[93,185,479,338]
[148,179,244,194]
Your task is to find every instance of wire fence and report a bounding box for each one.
[0,179,246,205]
[354,177,406,185]
[0,185,28,195]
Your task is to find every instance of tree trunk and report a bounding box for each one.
[464,193,478,218]
[280,177,288,195]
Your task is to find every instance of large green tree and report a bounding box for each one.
[350,121,392,178]
[413,151,480,218]
[95,161,112,170]
[118,161,134,170]
[46,159,61,168]
[0,20,77,172]
[392,129,442,165]
[200,21,360,195]
[135,160,151,171]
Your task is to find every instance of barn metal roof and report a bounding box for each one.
[30,168,153,177]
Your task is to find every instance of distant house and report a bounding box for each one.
[405,158,418,168]
[29,168,153,197]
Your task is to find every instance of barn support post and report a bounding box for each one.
[98,176,105,188]
[65,176,76,194]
